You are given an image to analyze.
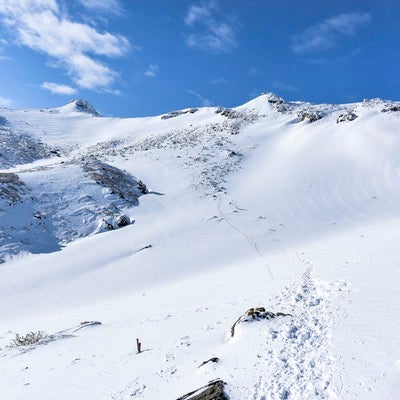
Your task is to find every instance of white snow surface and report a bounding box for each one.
[0,94,400,399]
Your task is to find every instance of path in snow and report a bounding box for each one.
[223,268,347,400]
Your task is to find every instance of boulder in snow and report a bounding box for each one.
[298,110,323,123]
[116,214,130,227]
[381,104,400,113]
[261,92,285,104]
[176,379,228,400]
[336,111,358,123]
[230,307,292,337]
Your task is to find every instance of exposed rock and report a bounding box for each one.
[298,110,323,123]
[116,214,130,227]
[79,321,101,327]
[336,111,358,123]
[161,108,198,120]
[261,92,285,104]
[0,173,28,205]
[198,357,220,368]
[274,102,292,112]
[219,108,242,119]
[381,104,400,113]
[137,180,148,194]
[0,120,53,168]
[231,307,292,337]
[69,99,99,116]
[82,160,146,205]
[177,379,228,400]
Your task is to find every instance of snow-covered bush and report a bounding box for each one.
[11,331,48,347]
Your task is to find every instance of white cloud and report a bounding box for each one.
[185,2,213,25]
[77,0,123,14]
[0,0,131,90]
[271,80,297,92]
[184,1,237,53]
[187,89,212,106]
[0,95,12,107]
[0,1,59,16]
[292,12,371,54]
[144,64,159,78]
[42,81,77,95]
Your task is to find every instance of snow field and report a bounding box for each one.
[1,95,400,399]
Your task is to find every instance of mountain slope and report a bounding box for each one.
[0,94,399,400]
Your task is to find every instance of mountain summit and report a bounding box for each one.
[63,98,99,116]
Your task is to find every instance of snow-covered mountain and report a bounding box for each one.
[0,94,399,400]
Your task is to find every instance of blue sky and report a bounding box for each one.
[0,0,399,117]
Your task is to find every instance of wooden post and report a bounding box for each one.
[136,338,142,353]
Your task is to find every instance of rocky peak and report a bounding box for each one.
[68,99,99,116]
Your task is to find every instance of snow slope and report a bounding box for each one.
[0,94,399,399]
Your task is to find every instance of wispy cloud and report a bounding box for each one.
[0,95,12,107]
[210,77,227,84]
[291,12,371,54]
[144,64,159,78]
[42,81,77,95]
[76,0,123,15]
[0,37,10,59]
[0,0,131,91]
[187,89,212,106]
[271,80,297,92]
[247,67,259,76]
[184,1,237,53]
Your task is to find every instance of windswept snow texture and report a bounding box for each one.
[1,94,400,400]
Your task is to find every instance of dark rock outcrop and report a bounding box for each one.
[336,111,358,123]
[161,108,198,120]
[69,99,99,116]
[0,173,28,205]
[381,105,400,113]
[177,380,229,400]
[82,160,146,205]
[298,110,323,123]
[231,307,292,337]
